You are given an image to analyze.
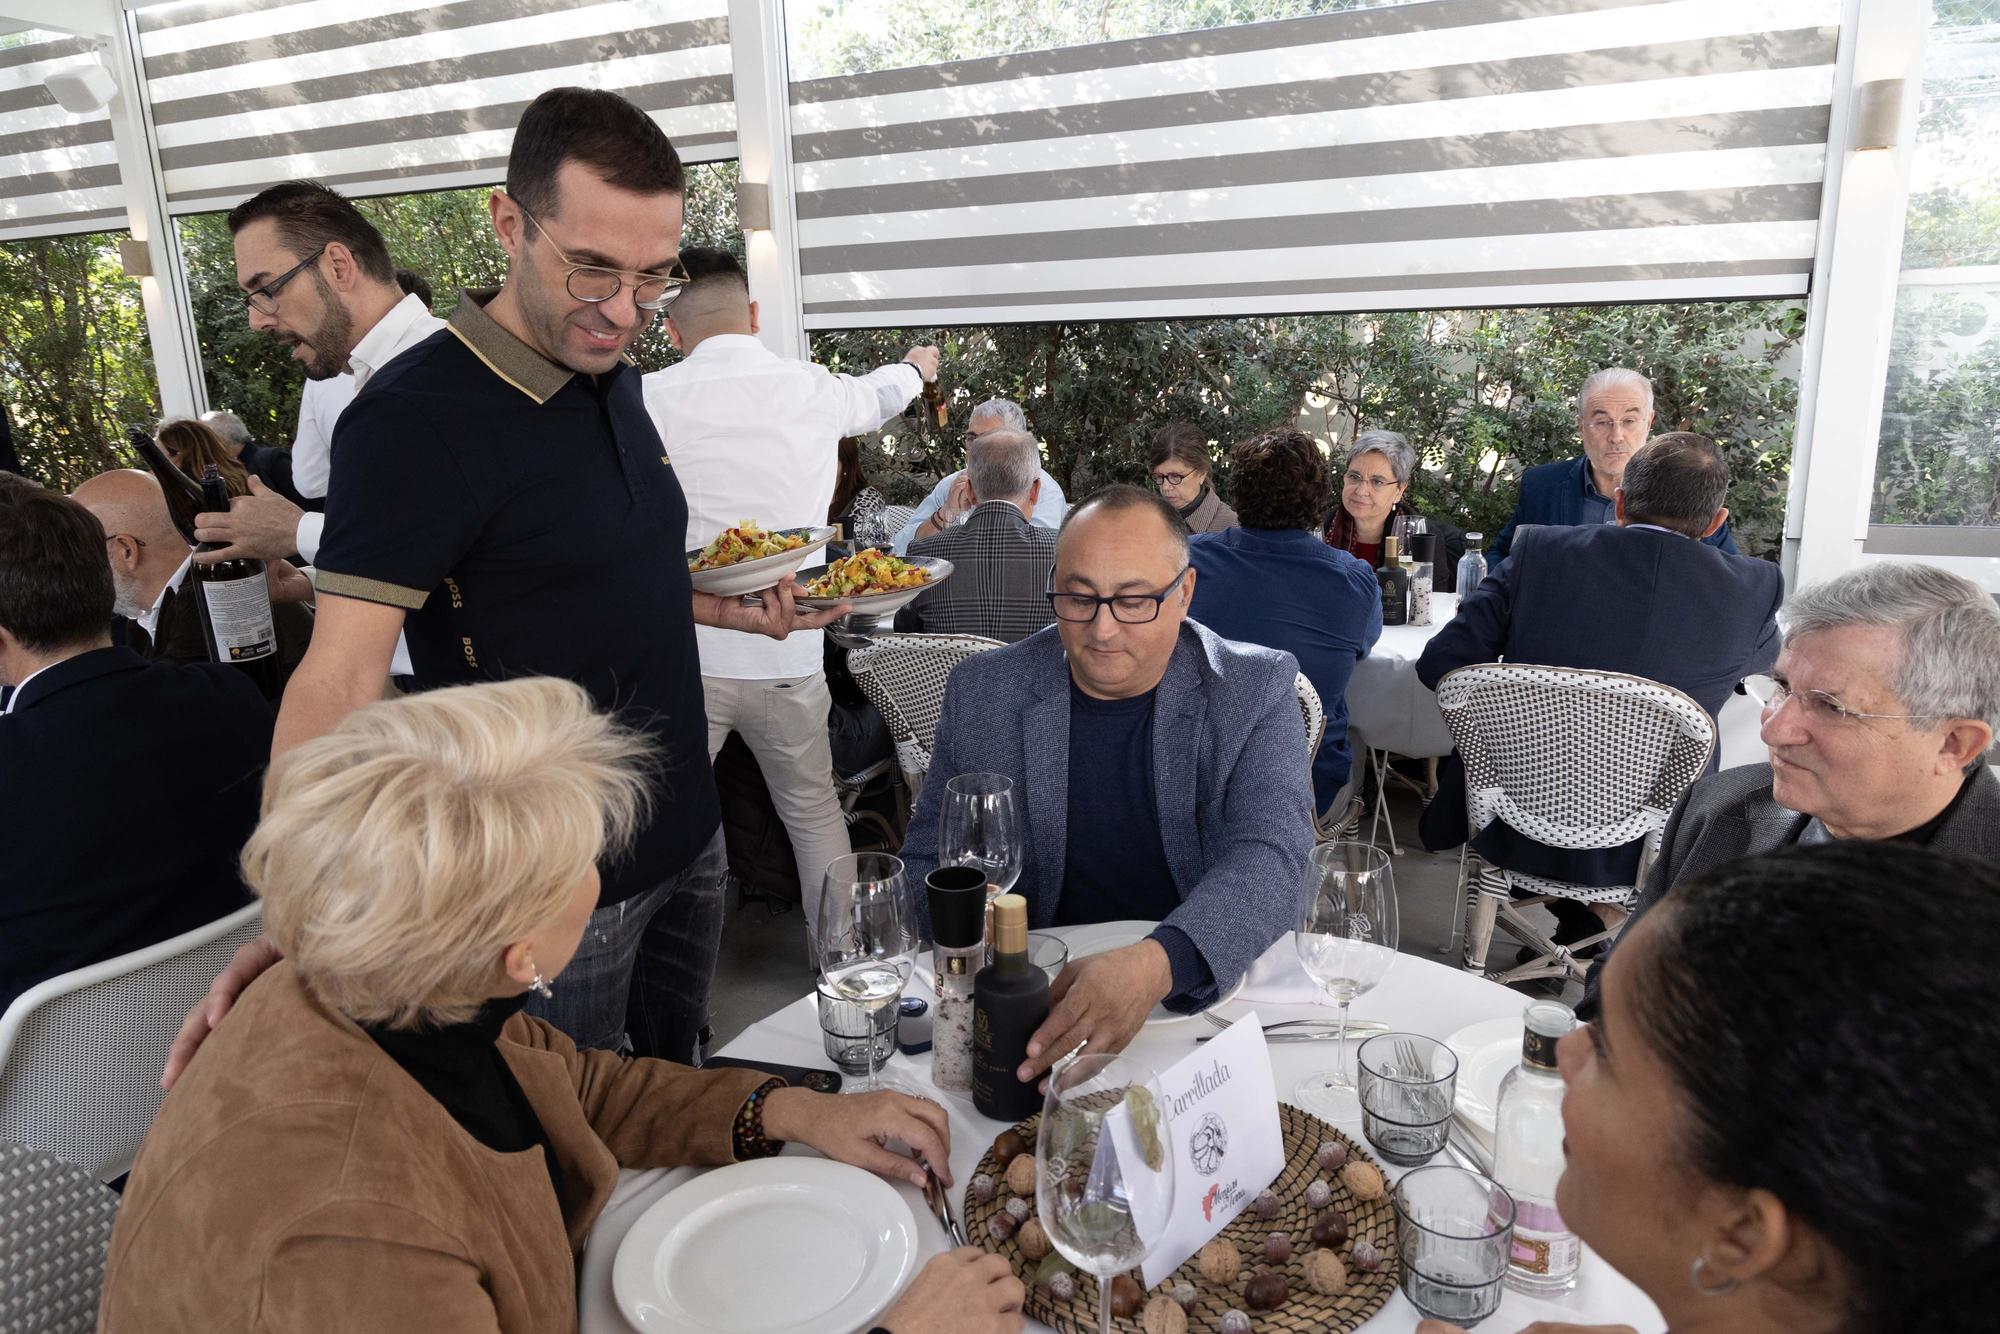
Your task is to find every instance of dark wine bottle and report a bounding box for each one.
[1377,533,1410,627]
[921,374,948,431]
[972,894,1051,1121]
[129,426,203,547]
[190,467,282,700]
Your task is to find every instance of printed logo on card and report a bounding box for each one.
[1190,1113,1228,1177]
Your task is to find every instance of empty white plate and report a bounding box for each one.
[1058,920,1247,1025]
[1444,1015,1524,1136]
[612,1157,919,1334]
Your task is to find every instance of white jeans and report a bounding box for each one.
[702,672,851,936]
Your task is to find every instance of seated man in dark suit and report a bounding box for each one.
[1416,433,1783,953]
[1188,429,1381,821]
[895,429,1059,643]
[1582,560,2000,1014]
[1488,368,1737,565]
[901,486,1313,1089]
[0,475,273,1012]
[74,469,313,700]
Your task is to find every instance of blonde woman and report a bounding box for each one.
[154,416,250,497]
[101,678,1022,1334]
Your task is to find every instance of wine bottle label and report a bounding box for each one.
[199,574,278,662]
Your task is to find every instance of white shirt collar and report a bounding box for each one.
[1622,523,1686,537]
[4,660,58,714]
[680,333,772,364]
[349,292,442,389]
[137,556,194,642]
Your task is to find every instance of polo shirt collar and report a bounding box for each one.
[447,287,575,405]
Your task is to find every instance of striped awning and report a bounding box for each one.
[0,31,127,241]
[790,0,1842,328]
[136,0,736,216]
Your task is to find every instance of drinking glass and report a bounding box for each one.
[939,773,1023,899]
[1358,1033,1458,1166]
[1393,1165,1517,1327]
[1036,1052,1176,1334]
[816,852,918,1095]
[1294,841,1399,1117]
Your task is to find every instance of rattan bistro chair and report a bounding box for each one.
[846,633,1006,799]
[1296,672,1325,772]
[0,902,263,1182]
[1434,665,1715,986]
[0,1140,119,1334]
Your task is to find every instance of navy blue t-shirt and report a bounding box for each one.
[1056,681,1207,997]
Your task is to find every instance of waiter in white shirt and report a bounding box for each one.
[192,182,445,576]
[644,248,936,933]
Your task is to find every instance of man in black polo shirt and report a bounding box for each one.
[270,89,844,1062]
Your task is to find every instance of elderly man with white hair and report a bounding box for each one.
[890,397,1068,552]
[895,428,1059,643]
[1488,367,1738,565]
[1585,561,2000,1009]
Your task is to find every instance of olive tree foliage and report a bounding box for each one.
[0,233,159,490]
[817,299,1804,558]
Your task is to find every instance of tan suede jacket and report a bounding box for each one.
[98,964,770,1333]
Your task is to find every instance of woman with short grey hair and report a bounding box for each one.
[1321,429,1468,590]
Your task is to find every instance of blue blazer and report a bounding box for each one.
[1414,523,1782,885]
[1489,456,1737,565]
[901,621,1315,1003]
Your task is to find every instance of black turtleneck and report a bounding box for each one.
[363,992,564,1204]
[1176,486,1209,520]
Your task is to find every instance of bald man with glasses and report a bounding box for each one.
[899,484,1314,1088]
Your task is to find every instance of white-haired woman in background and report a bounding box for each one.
[101,677,1021,1334]
[1321,429,1468,590]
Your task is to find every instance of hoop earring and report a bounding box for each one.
[529,970,554,1000]
[1689,1255,1737,1297]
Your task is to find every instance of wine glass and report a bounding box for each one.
[1036,1052,1177,1334]
[939,773,1023,902]
[816,852,918,1095]
[1294,841,1399,1118]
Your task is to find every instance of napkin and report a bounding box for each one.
[1234,933,1328,1006]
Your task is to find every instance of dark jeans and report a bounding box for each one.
[526,828,727,1064]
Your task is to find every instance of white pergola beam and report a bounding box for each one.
[727,0,808,361]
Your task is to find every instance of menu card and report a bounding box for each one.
[1116,1013,1284,1289]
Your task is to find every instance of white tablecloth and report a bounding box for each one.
[1342,591,1770,771]
[579,935,1664,1334]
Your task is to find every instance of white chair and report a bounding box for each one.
[0,1139,120,1333]
[879,504,915,540]
[0,902,264,1181]
[845,633,1006,797]
[1296,672,1325,768]
[1434,665,1715,985]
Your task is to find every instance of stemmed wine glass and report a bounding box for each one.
[939,773,1022,899]
[1037,1052,1177,1334]
[816,852,919,1096]
[1294,841,1399,1118]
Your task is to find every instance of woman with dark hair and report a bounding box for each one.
[1323,429,1467,590]
[1424,840,2000,1334]
[1148,422,1237,533]
[1186,430,1381,821]
[830,436,891,549]
[156,417,250,498]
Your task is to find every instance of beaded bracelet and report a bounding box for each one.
[731,1077,788,1161]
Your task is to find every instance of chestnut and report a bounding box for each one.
[1109,1274,1144,1319]
[1244,1270,1289,1312]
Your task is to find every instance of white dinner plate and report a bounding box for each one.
[794,556,954,615]
[686,527,836,597]
[1444,1015,1524,1136]
[612,1157,919,1334]
[1058,920,1248,1025]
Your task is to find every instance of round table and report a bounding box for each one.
[578,936,1663,1334]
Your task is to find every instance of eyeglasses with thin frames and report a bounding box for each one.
[512,199,688,311]
[1045,566,1190,625]
[103,533,147,549]
[1343,469,1401,493]
[242,247,326,317]
[1745,676,1943,729]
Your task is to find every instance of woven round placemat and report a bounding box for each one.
[962,1103,1401,1332]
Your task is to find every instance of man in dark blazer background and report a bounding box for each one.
[0,475,272,1012]
[1581,560,2000,1013]
[1488,368,1738,565]
[897,429,1059,643]
[1415,433,1783,950]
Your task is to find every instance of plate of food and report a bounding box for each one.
[686,522,835,597]
[796,549,952,616]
